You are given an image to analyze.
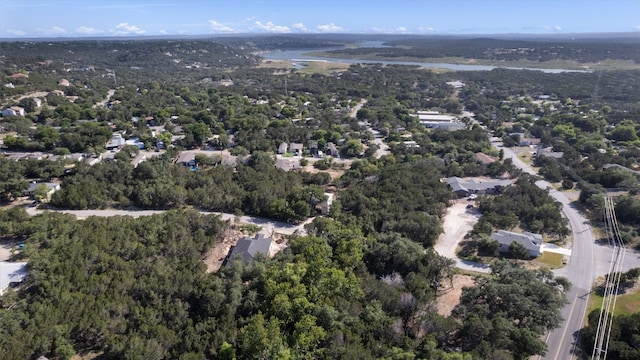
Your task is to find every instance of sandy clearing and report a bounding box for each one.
[434,200,490,273]
[435,200,480,259]
[202,228,245,273]
[0,241,13,261]
[435,274,475,317]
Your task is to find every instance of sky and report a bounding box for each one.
[1,0,639,38]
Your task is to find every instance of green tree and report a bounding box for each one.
[340,139,364,158]
[18,98,37,113]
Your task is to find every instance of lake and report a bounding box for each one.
[261,45,592,73]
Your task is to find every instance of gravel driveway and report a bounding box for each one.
[434,200,490,273]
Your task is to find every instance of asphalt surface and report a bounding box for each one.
[496,143,640,360]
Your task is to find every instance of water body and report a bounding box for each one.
[261,44,592,73]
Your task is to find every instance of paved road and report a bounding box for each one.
[497,143,640,359]
[350,98,392,159]
[25,207,310,236]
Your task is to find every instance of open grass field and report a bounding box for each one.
[294,61,351,75]
[586,281,640,319]
[534,251,565,269]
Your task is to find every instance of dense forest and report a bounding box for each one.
[0,208,569,359]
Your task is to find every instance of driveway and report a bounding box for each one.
[434,200,490,273]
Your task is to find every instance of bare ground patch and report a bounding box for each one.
[202,227,245,273]
[434,274,475,317]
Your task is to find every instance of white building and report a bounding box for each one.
[491,230,543,257]
[2,106,26,117]
[0,262,27,294]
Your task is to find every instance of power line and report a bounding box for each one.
[592,197,626,360]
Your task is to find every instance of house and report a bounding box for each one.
[2,106,26,117]
[536,147,564,160]
[221,154,238,167]
[491,230,543,257]
[125,137,145,150]
[58,79,70,87]
[22,182,60,199]
[0,262,28,294]
[289,142,304,155]
[315,192,334,215]
[445,177,512,197]
[519,137,541,147]
[325,142,339,157]
[105,133,125,149]
[474,152,497,165]
[225,234,272,265]
[275,158,301,172]
[32,98,42,108]
[175,152,196,167]
[403,141,420,148]
[307,140,319,155]
[602,163,640,176]
[277,142,288,154]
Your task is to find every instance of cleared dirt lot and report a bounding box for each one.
[435,200,479,259]
[435,274,475,317]
[434,199,489,273]
[0,242,13,261]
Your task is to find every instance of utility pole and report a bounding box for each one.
[284,76,288,97]
[592,197,626,360]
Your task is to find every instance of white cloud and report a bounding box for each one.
[7,29,27,36]
[633,24,640,30]
[243,16,256,23]
[418,26,435,33]
[292,22,310,32]
[544,25,563,32]
[76,26,102,35]
[159,29,168,35]
[317,23,343,33]
[369,26,410,34]
[208,20,235,33]
[37,26,67,35]
[111,22,146,35]
[255,21,290,33]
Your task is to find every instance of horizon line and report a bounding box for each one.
[1,31,639,42]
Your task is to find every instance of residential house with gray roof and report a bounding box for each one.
[225,234,272,265]
[491,230,543,257]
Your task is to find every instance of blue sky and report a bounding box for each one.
[1,0,639,38]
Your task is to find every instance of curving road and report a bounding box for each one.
[25,207,311,236]
[496,142,640,359]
